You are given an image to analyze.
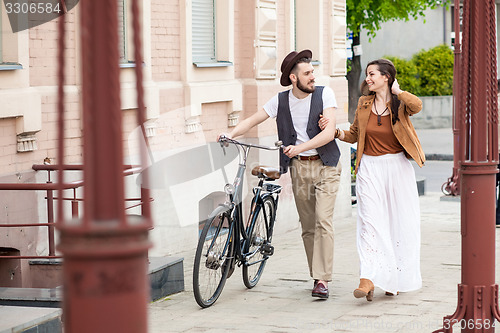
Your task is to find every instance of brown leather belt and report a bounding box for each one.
[297,155,320,161]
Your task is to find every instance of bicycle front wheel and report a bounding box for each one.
[193,206,233,308]
[242,196,275,289]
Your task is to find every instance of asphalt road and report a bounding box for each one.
[412,160,454,194]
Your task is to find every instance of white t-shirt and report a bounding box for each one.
[263,86,337,156]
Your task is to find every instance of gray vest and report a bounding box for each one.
[276,86,341,174]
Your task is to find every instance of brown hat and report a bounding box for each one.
[280,49,312,86]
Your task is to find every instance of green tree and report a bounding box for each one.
[385,56,421,95]
[346,0,450,121]
[385,45,454,96]
[412,44,454,96]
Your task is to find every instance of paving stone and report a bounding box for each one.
[146,191,498,333]
[4,188,500,333]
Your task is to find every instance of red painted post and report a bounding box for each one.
[46,183,55,256]
[71,189,78,218]
[434,0,500,332]
[442,0,462,196]
[56,1,151,332]
[45,168,56,256]
[131,0,152,225]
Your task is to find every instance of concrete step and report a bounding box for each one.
[0,305,62,333]
[0,256,183,332]
[149,256,184,302]
[0,256,183,307]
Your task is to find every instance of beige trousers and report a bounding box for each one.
[290,158,341,281]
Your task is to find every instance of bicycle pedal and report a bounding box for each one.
[260,244,274,256]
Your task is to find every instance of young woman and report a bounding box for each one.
[321,59,424,301]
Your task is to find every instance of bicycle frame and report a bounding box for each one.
[243,178,280,266]
[220,138,280,267]
[193,137,282,307]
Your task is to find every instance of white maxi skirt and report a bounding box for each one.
[356,152,422,294]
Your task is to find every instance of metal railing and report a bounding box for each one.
[0,164,150,260]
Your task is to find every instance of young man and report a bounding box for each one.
[219,50,341,299]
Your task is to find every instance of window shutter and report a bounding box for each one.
[118,0,127,61]
[0,5,3,63]
[192,0,215,63]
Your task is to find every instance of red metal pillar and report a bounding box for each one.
[442,0,462,196]
[56,1,151,332]
[434,0,499,332]
[46,171,56,256]
[46,183,55,256]
[71,189,79,218]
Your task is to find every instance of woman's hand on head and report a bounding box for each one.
[391,79,403,96]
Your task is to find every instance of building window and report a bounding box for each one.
[192,0,216,64]
[118,0,127,61]
[294,1,321,65]
[0,5,3,63]
[187,0,233,70]
[0,3,22,70]
[118,0,135,66]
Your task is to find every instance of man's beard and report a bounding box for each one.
[297,78,315,94]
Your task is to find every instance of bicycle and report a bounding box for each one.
[193,136,283,308]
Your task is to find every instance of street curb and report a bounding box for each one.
[425,153,453,161]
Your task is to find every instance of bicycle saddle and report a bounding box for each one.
[251,166,280,180]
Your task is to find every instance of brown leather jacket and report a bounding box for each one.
[342,91,425,173]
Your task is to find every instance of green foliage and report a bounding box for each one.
[385,56,420,95]
[385,45,454,96]
[347,0,450,37]
[412,44,454,96]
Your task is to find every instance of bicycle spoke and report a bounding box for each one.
[195,137,281,305]
[242,197,275,288]
[193,209,233,307]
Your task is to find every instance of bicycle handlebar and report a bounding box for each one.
[219,135,282,151]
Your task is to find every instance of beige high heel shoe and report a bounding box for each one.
[353,278,375,301]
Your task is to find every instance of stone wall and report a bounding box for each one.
[411,95,453,129]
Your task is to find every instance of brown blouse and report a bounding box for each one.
[363,112,404,156]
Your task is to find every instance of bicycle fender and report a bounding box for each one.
[208,204,232,218]
[258,193,275,205]
[260,193,278,222]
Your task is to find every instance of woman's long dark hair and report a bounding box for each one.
[360,59,400,125]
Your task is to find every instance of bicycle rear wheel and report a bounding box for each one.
[242,196,275,289]
[193,206,233,308]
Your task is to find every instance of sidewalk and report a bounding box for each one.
[0,128,482,332]
[149,191,484,333]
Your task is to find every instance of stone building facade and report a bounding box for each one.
[0,0,349,286]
